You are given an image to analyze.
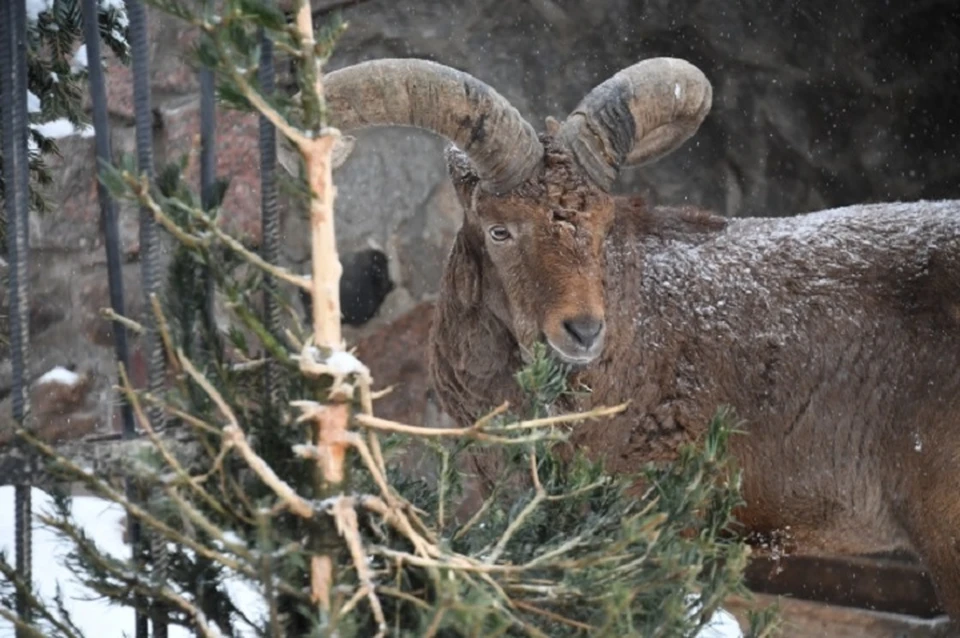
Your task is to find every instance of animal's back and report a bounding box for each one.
[576,198,960,557]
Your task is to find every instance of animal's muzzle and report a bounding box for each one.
[547,314,606,365]
[564,316,604,349]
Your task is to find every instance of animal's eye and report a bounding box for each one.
[488,225,512,242]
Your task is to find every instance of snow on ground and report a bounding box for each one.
[0,487,744,637]
[26,0,52,22]
[0,487,264,637]
[689,595,745,638]
[0,486,143,637]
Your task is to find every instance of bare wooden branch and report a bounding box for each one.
[352,402,628,444]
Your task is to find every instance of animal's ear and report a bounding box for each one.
[544,116,561,136]
[444,144,481,208]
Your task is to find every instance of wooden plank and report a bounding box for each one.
[744,554,943,617]
[726,593,952,638]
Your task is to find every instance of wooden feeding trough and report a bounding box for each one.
[729,553,953,637]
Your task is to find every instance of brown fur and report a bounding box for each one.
[428,134,960,621]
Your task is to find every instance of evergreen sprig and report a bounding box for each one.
[0,0,131,246]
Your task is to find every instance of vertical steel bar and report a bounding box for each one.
[124,0,163,418]
[258,8,282,407]
[79,0,147,634]
[124,1,165,636]
[2,0,33,632]
[1,0,33,634]
[82,0,137,443]
[199,56,217,342]
[195,15,217,636]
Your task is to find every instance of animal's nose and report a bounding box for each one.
[563,316,605,349]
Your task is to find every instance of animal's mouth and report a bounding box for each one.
[544,335,604,367]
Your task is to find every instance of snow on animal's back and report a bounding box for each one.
[632,199,960,340]
[722,199,960,261]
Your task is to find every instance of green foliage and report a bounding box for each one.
[372,346,776,638]
[0,0,130,246]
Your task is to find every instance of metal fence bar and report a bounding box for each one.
[200,59,217,342]
[124,0,163,422]
[123,0,166,635]
[1,0,34,634]
[79,0,147,635]
[258,10,282,407]
[82,0,138,447]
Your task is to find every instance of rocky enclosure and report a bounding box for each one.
[1,0,958,448]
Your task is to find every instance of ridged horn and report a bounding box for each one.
[557,57,712,191]
[323,58,543,194]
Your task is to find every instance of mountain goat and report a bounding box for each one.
[324,57,960,622]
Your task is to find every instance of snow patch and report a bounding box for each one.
[72,45,88,72]
[26,91,41,114]
[0,487,265,637]
[0,487,140,637]
[324,350,369,376]
[100,0,130,29]
[686,593,744,638]
[221,531,244,547]
[32,118,95,140]
[37,366,80,386]
[697,608,744,638]
[26,0,52,21]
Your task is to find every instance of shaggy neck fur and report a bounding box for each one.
[427,225,528,428]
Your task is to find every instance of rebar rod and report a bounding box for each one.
[124,0,167,635]
[258,12,282,408]
[1,1,34,635]
[80,0,148,634]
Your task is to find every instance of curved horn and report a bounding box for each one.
[557,57,712,191]
[324,58,543,194]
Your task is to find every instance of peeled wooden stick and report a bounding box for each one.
[292,0,350,617]
[295,2,343,351]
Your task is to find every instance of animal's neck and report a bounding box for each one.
[570,200,731,397]
[427,230,527,426]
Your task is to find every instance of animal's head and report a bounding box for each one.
[325,57,712,364]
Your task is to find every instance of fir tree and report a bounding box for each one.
[0,1,781,636]
[0,0,131,245]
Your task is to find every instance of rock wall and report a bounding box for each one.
[1,0,959,446]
